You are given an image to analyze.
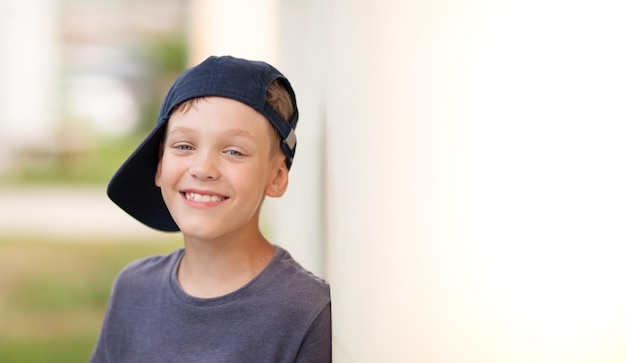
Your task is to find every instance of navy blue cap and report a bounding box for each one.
[107,55,299,232]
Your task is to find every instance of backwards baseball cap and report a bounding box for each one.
[107,55,299,232]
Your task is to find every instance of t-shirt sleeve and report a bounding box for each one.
[89,314,110,363]
[89,273,120,363]
[295,301,332,363]
[88,257,141,363]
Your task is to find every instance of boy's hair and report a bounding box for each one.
[266,79,295,123]
[107,56,299,232]
[266,79,295,154]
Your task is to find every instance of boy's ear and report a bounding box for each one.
[265,160,289,198]
[155,142,164,187]
[155,158,162,187]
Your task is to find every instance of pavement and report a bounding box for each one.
[0,186,175,240]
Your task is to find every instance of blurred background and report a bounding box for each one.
[1,0,626,362]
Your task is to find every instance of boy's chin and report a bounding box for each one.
[181,228,217,240]
[174,221,219,240]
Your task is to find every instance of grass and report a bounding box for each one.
[0,235,180,363]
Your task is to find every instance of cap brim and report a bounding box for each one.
[107,121,179,232]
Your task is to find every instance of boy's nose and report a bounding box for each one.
[189,151,221,180]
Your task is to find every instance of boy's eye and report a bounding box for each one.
[174,144,194,151]
[226,149,244,156]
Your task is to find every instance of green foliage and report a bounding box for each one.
[135,37,188,134]
[144,37,188,75]
[0,236,180,363]
[1,134,143,186]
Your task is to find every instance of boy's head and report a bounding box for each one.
[107,56,299,232]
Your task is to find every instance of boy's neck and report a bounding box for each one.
[177,231,275,299]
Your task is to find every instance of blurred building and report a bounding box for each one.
[0,0,186,176]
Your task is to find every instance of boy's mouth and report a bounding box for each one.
[183,192,226,203]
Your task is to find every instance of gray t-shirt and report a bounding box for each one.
[90,246,331,362]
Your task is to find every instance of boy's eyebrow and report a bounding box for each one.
[167,126,254,138]
[167,126,193,134]
[225,128,254,138]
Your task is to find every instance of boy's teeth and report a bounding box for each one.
[185,192,223,202]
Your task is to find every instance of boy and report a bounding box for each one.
[90,56,331,362]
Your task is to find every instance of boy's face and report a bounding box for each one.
[155,97,288,241]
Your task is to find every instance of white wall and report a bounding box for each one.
[325,0,626,362]
[188,0,280,65]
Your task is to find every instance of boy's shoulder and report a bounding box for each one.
[252,246,330,330]
[121,248,183,274]
[264,246,330,303]
[112,249,183,293]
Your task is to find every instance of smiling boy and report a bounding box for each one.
[90,56,331,362]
